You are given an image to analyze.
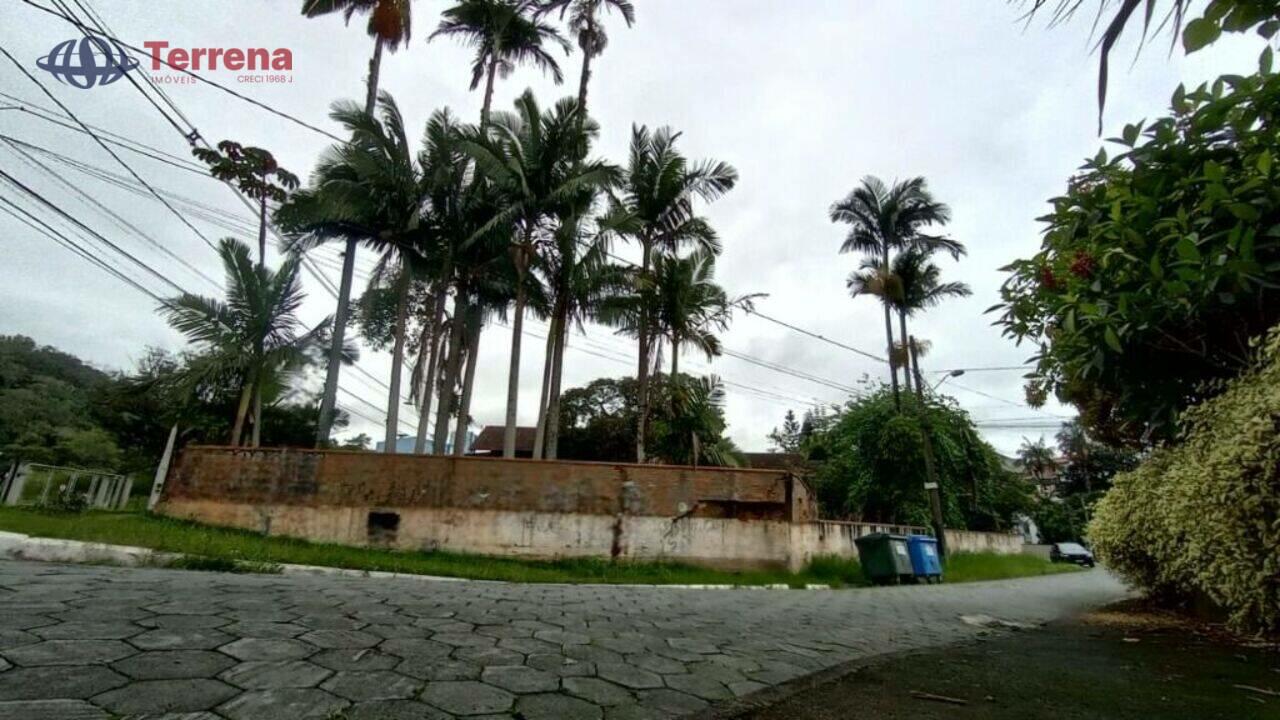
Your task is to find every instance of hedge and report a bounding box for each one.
[1089,327,1280,633]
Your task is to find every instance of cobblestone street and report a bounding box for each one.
[0,560,1127,719]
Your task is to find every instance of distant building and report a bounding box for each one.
[469,426,536,458]
[375,431,476,455]
[740,452,813,474]
[998,453,1067,496]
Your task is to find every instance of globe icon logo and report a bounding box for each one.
[36,37,139,89]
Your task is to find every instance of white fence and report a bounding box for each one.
[0,463,132,510]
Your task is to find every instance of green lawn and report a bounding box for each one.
[0,507,1077,587]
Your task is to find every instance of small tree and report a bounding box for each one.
[768,410,802,453]
[193,141,298,267]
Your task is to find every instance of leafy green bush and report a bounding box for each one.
[806,388,1032,529]
[994,68,1280,445]
[1090,327,1280,633]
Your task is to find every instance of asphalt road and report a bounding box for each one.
[0,560,1128,719]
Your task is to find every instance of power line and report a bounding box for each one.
[0,139,223,290]
[0,195,167,303]
[932,365,1032,374]
[0,168,187,295]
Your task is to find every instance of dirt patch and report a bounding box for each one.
[723,601,1279,720]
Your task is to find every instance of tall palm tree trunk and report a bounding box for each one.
[365,37,384,116]
[481,56,499,125]
[314,37,383,448]
[670,339,679,380]
[231,379,253,447]
[898,308,912,395]
[453,313,482,456]
[635,238,653,463]
[503,242,530,458]
[576,49,592,114]
[544,306,569,459]
[256,197,268,268]
[531,312,558,459]
[414,285,449,453]
[251,391,263,448]
[882,243,900,410]
[384,270,411,453]
[434,294,468,454]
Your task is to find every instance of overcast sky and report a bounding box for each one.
[0,0,1266,455]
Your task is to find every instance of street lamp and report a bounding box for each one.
[931,369,965,391]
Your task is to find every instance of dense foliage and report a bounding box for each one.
[0,336,342,477]
[556,374,741,466]
[995,68,1280,445]
[1090,325,1280,633]
[801,389,1032,529]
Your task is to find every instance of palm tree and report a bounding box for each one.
[609,125,737,462]
[160,239,330,447]
[893,246,971,390]
[431,0,570,123]
[653,250,762,381]
[301,0,414,113]
[301,0,414,447]
[275,93,426,453]
[191,141,298,268]
[531,225,630,459]
[459,91,617,457]
[661,375,741,467]
[830,176,954,407]
[538,0,635,115]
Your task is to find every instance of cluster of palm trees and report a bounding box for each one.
[167,0,748,462]
[831,176,970,407]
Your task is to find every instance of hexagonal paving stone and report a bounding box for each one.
[2,640,135,666]
[311,648,401,672]
[321,670,421,701]
[626,653,686,675]
[480,665,559,694]
[219,637,314,662]
[343,699,453,720]
[533,629,590,646]
[0,666,126,700]
[432,633,496,649]
[596,663,663,690]
[635,688,708,715]
[381,638,453,663]
[91,678,239,715]
[397,658,482,682]
[0,631,37,651]
[420,680,514,715]
[564,677,634,706]
[526,653,594,677]
[143,601,224,616]
[112,650,235,680]
[220,660,332,689]
[727,679,767,697]
[218,688,350,720]
[130,628,233,651]
[603,705,670,720]
[514,693,603,720]
[0,698,110,719]
[0,658,8,673]
[299,629,381,649]
[0,616,57,631]
[220,621,307,639]
[137,615,230,630]
[453,646,525,667]
[31,621,142,641]
[663,672,731,701]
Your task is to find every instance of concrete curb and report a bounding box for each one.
[0,531,834,590]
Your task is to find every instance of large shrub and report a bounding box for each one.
[994,68,1280,445]
[805,388,1031,529]
[1090,327,1280,633]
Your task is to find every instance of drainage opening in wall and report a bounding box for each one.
[367,511,400,546]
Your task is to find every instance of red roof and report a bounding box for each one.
[471,426,536,453]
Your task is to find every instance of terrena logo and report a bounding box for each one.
[141,41,293,72]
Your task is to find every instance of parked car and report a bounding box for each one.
[1050,542,1095,567]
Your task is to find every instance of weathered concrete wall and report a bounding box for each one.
[160,447,815,570]
[158,447,1021,571]
[945,529,1025,555]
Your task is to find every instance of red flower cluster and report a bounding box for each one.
[1039,264,1059,291]
[1070,251,1097,279]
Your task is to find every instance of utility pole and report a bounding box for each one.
[910,336,948,556]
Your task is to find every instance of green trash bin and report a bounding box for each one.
[854,533,915,585]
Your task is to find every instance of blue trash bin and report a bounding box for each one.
[906,535,942,583]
